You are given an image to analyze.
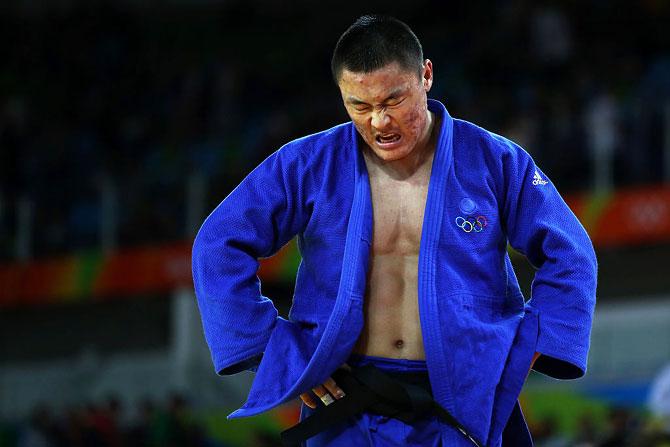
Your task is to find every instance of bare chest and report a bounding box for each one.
[367,171,431,255]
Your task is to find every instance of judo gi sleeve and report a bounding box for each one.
[192,145,310,376]
[500,142,597,380]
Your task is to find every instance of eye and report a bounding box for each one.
[353,105,371,112]
[386,97,405,107]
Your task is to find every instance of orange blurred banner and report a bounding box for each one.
[0,241,299,307]
[566,185,670,248]
[1,185,669,306]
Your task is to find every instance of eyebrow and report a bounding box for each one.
[347,88,405,105]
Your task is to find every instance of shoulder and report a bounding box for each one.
[450,118,538,201]
[276,122,354,165]
[452,118,528,166]
[245,122,354,191]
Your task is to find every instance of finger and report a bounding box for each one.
[312,385,335,406]
[300,392,318,409]
[323,377,346,399]
[312,385,327,398]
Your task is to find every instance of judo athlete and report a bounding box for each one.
[192,15,597,447]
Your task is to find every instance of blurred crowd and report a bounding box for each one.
[1,394,216,447]
[3,396,670,447]
[0,394,281,447]
[531,407,670,447]
[0,0,669,261]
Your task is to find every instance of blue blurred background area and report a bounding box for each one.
[1,1,670,446]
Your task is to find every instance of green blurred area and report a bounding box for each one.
[200,409,284,446]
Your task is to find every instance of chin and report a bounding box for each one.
[370,144,413,162]
[374,150,409,162]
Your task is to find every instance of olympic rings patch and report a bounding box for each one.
[455,215,488,233]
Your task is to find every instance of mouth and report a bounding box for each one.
[375,133,402,148]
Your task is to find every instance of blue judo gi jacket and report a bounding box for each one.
[192,99,597,446]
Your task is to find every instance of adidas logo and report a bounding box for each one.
[532,170,548,186]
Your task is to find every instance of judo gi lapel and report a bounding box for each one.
[419,100,538,446]
[296,123,372,381]
[229,122,371,418]
[279,122,371,404]
[417,99,459,423]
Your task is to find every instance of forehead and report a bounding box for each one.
[337,62,418,101]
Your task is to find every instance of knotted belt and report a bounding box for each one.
[280,364,485,447]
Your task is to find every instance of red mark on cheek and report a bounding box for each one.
[405,106,423,138]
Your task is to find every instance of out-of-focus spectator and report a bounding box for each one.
[16,405,58,447]
[530,3,573,67]
[598,407,637,447]
[249,430,282,447]
[649,364,670,421]
[572,411,598,447]
[584,90,621,193]
[150,393,207,447]
[646,362,670,444]
[533,415,570,447]
[125,398,156,447]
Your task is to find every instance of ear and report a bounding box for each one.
[422,59,433,92]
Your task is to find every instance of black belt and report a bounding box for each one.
[280,365,485,447]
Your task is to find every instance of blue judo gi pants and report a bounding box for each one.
[299,354,443,447]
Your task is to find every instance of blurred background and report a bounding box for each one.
[1,0,670,446]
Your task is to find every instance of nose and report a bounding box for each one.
[371,108,391,130]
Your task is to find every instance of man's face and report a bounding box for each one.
[337,60,433,162]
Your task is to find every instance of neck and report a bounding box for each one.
[365,110,437,180]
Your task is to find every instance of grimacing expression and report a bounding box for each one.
[337,60,433,163]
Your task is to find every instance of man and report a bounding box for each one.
[192,15,597,447]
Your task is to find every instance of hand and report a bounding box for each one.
[299,364,350,409]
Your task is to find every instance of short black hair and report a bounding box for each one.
[331,15,424,83]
